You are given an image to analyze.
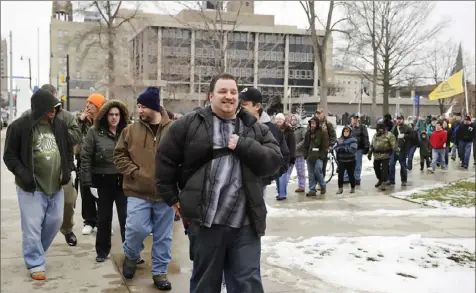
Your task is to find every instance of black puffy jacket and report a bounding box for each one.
[155,106,282,237]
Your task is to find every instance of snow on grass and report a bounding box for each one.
[391,177,476,208]
[262,234,475,293]
[266,205,475,218]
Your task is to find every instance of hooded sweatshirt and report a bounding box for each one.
[3,89,73,193]
[419,132,431,157]
[429,129,447,149]
[113,107,172,201]
[302,118,329,161]
[334,126,358,162]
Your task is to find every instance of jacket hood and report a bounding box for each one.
[259,111,271,124]
[30,89,61,121]
[341,126,352,137]
[420,131,428,139]
[94,100,130,129]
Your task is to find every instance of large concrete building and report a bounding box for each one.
[49,0,441,115]
[130,2,440,115]
[1,38,8,105]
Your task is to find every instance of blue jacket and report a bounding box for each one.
[333,126,358,163]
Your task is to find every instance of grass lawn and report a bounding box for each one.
[409,180,475,208]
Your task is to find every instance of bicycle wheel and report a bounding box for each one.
[325,156,335,183]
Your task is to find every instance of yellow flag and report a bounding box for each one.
[429,70,464,100]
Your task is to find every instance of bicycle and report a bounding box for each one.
[324,150,338,183]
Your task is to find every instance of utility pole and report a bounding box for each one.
[37,27,40,87]
[66,54,70,111]
[28,58,32,90]
[9,31,13,123]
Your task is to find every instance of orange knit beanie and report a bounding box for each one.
[87,93,106,109]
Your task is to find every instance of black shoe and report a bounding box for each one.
[123,257,138,279]
[174,214,181,222]
[355,180,361,186]
[305,191,317,197]
[375,181,382,188]
[96,255,107,262]
[153,274,172,291]
[320,187,326,195]
[65,232,77,246]
[136,258,145,265]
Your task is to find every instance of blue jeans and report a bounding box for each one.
[17,186,64,273]
[457,141,473,167]
[431,149,447,170]
[407,146,417,170]
[306,159,326,192]
[276,166,291,198]
[123,197,174,275]
[344,149,363,181]
[389,151,408,183]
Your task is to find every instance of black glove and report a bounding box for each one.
[290,157,296,165]
[362,147,369,155]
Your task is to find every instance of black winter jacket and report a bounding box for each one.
[390,123,413,152]
[456,123,476,142]
[350,124,370,151]
[3,89,73,192]
[80,100,129,187]
[155,106,282,237]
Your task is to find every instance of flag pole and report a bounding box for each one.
[463,69,469,114]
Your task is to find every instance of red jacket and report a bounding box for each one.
[430,129,447,149]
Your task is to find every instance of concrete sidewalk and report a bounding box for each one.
[1,129,474,293]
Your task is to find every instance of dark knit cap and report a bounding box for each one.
[137,87,161,112]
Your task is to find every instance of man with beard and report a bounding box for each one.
[3,89,73,280]
[113,87,174,290]
[388,115,413,186]
[156,73,282,293]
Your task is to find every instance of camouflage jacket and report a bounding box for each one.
[368,132,397,160]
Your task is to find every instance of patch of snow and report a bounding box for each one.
[266,205,475,218]
[262,235,475,293]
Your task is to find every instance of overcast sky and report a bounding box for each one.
[1,1,475,87]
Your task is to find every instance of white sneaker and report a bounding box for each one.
[427,168,434,173]
[149,232,153,236]
[82,225,93,235]
[93,227,98,233]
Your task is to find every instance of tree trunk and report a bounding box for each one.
[371,52,378,127]
[319,58,328,115]
[107,28,115,99]
[438,100,445,115]
[382,57,390,115]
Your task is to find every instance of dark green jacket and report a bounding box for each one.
[302,118,329,161]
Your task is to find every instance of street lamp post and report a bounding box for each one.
[20,56,32,90]
[66,54,70,111]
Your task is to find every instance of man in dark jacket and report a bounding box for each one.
[156,73,282,293]
[21,84,82,247]
[383,114,394,132]
[344,113,369,185]
[455,115,475,169]
[388,115,413,186]
[3,89,73,280]
[238,87,290,200]
[303,118,329,197]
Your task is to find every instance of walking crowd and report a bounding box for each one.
[3,73,475,293]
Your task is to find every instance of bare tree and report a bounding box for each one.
[157,1,293,107]
[299,0,348,116]
[343,1,386,127]
[73,1,142,99]
[344,1,447,116]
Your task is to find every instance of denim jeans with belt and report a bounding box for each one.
[306,159,326,192]
[17,186,64,273]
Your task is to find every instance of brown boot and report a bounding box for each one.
[295,188,305,193]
